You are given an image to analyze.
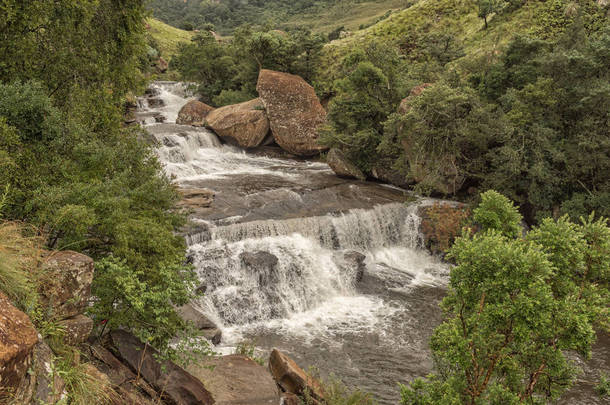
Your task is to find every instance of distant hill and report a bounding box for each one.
[147,0,411,35]
[146,18,194,59]
[318,0,609,84]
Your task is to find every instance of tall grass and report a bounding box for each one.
[0,221,43,312]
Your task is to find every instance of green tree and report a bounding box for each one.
[472,190,522,238]
[400,193,609,405]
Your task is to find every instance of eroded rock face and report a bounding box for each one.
[342,250,366,283]
[256,70,328,156]
[110,330,215,405]
[58,314,94,345]
[326,148,365,181]
[0,292,38,401]
[268,349,324,402]
[177,304,222,345]
[176,100,215,127]
[39,251,94,320]
[239,251,280,285]
[33,341,66,405]
[187,354,279,405]
[206,99,270,148]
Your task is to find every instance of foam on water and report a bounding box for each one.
[143,82,450,404]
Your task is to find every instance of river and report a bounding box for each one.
[138,82,609,405]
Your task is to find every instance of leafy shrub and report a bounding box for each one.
[597,373,610,398]
[472,190,522,238]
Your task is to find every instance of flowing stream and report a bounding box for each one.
[138,82,609,405]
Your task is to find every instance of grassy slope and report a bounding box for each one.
[147,18,193,59]
[318,0,607,83]
[281,0,409,32]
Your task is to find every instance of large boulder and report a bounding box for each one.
[256,70,328,156]
[342,250,366,283]
[32,341,66,405]
[177,100,215,127]
[0,292,38,401]
[39,251,94,320]
[326,148,365,181]
[58,314,94,345]
[177,304,222,345]
[268,349,324,402]
[239,251,280,285]
[206,99,270,148]
[187,355,280,405]
[110,330,215,405]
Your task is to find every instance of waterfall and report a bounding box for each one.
[141,82,449,404]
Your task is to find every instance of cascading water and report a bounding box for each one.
[140,82,450,404]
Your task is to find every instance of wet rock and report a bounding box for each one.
[145,87,160,97]
[177,188,215,208]
[187,354,279,405]
[342,250,366,283]
[371,159,410,189]
[326,148,365,181]
[176,100,214,127]
[89,343,157,401]
[239,251,279,285]
[256,69,328,156]
[206,98,270,148]
[39,251,94,320]
[0,292,38,401]
[58,314,94,345]
[268,349,324,401]
[110,330,214,405]
[33,341,66,405]
[154,114,166,123]
[147,98,165,108]
[177,303,222,344]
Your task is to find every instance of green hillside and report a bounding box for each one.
[147,18,194,59]
[319,0,608,82]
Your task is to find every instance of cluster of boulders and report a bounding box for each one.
[175,69,329,158]
[0,251,96,404]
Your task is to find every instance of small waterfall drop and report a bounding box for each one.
[140,82,449,405]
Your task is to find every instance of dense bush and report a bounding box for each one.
[0,1,196,351]
[171,26,326,106]
[400,192,610,405]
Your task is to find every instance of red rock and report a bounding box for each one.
[256,70,328,156]
[206,99,270,148]
[268,349,324,401]
[177,100,215,127]
[0,292,38,401]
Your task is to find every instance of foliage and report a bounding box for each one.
[0,221,43,313]
[303,373,377,405]
[234,340,265,366]
[320,41,409,172]
[472,190,522,238]
[381,81,507,196]
[0,1,196,352]
[146,18,194,60]
[400,192,610,404]
[421,203,471,254]
[172,26,326,105]
[596,373,610,398]
[149,0,409,35]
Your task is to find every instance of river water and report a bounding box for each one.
[138,82,609,405]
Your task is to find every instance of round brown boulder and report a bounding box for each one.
[256,69,328,156]
[206,98,270,148]
[176,100,215,127]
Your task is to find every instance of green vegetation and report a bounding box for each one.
[147,18,194,59]
[597,373,610,398]
[0,0,198,353]
[149,0,410,36]
[171,27,325,105]
[400,191,610,404]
